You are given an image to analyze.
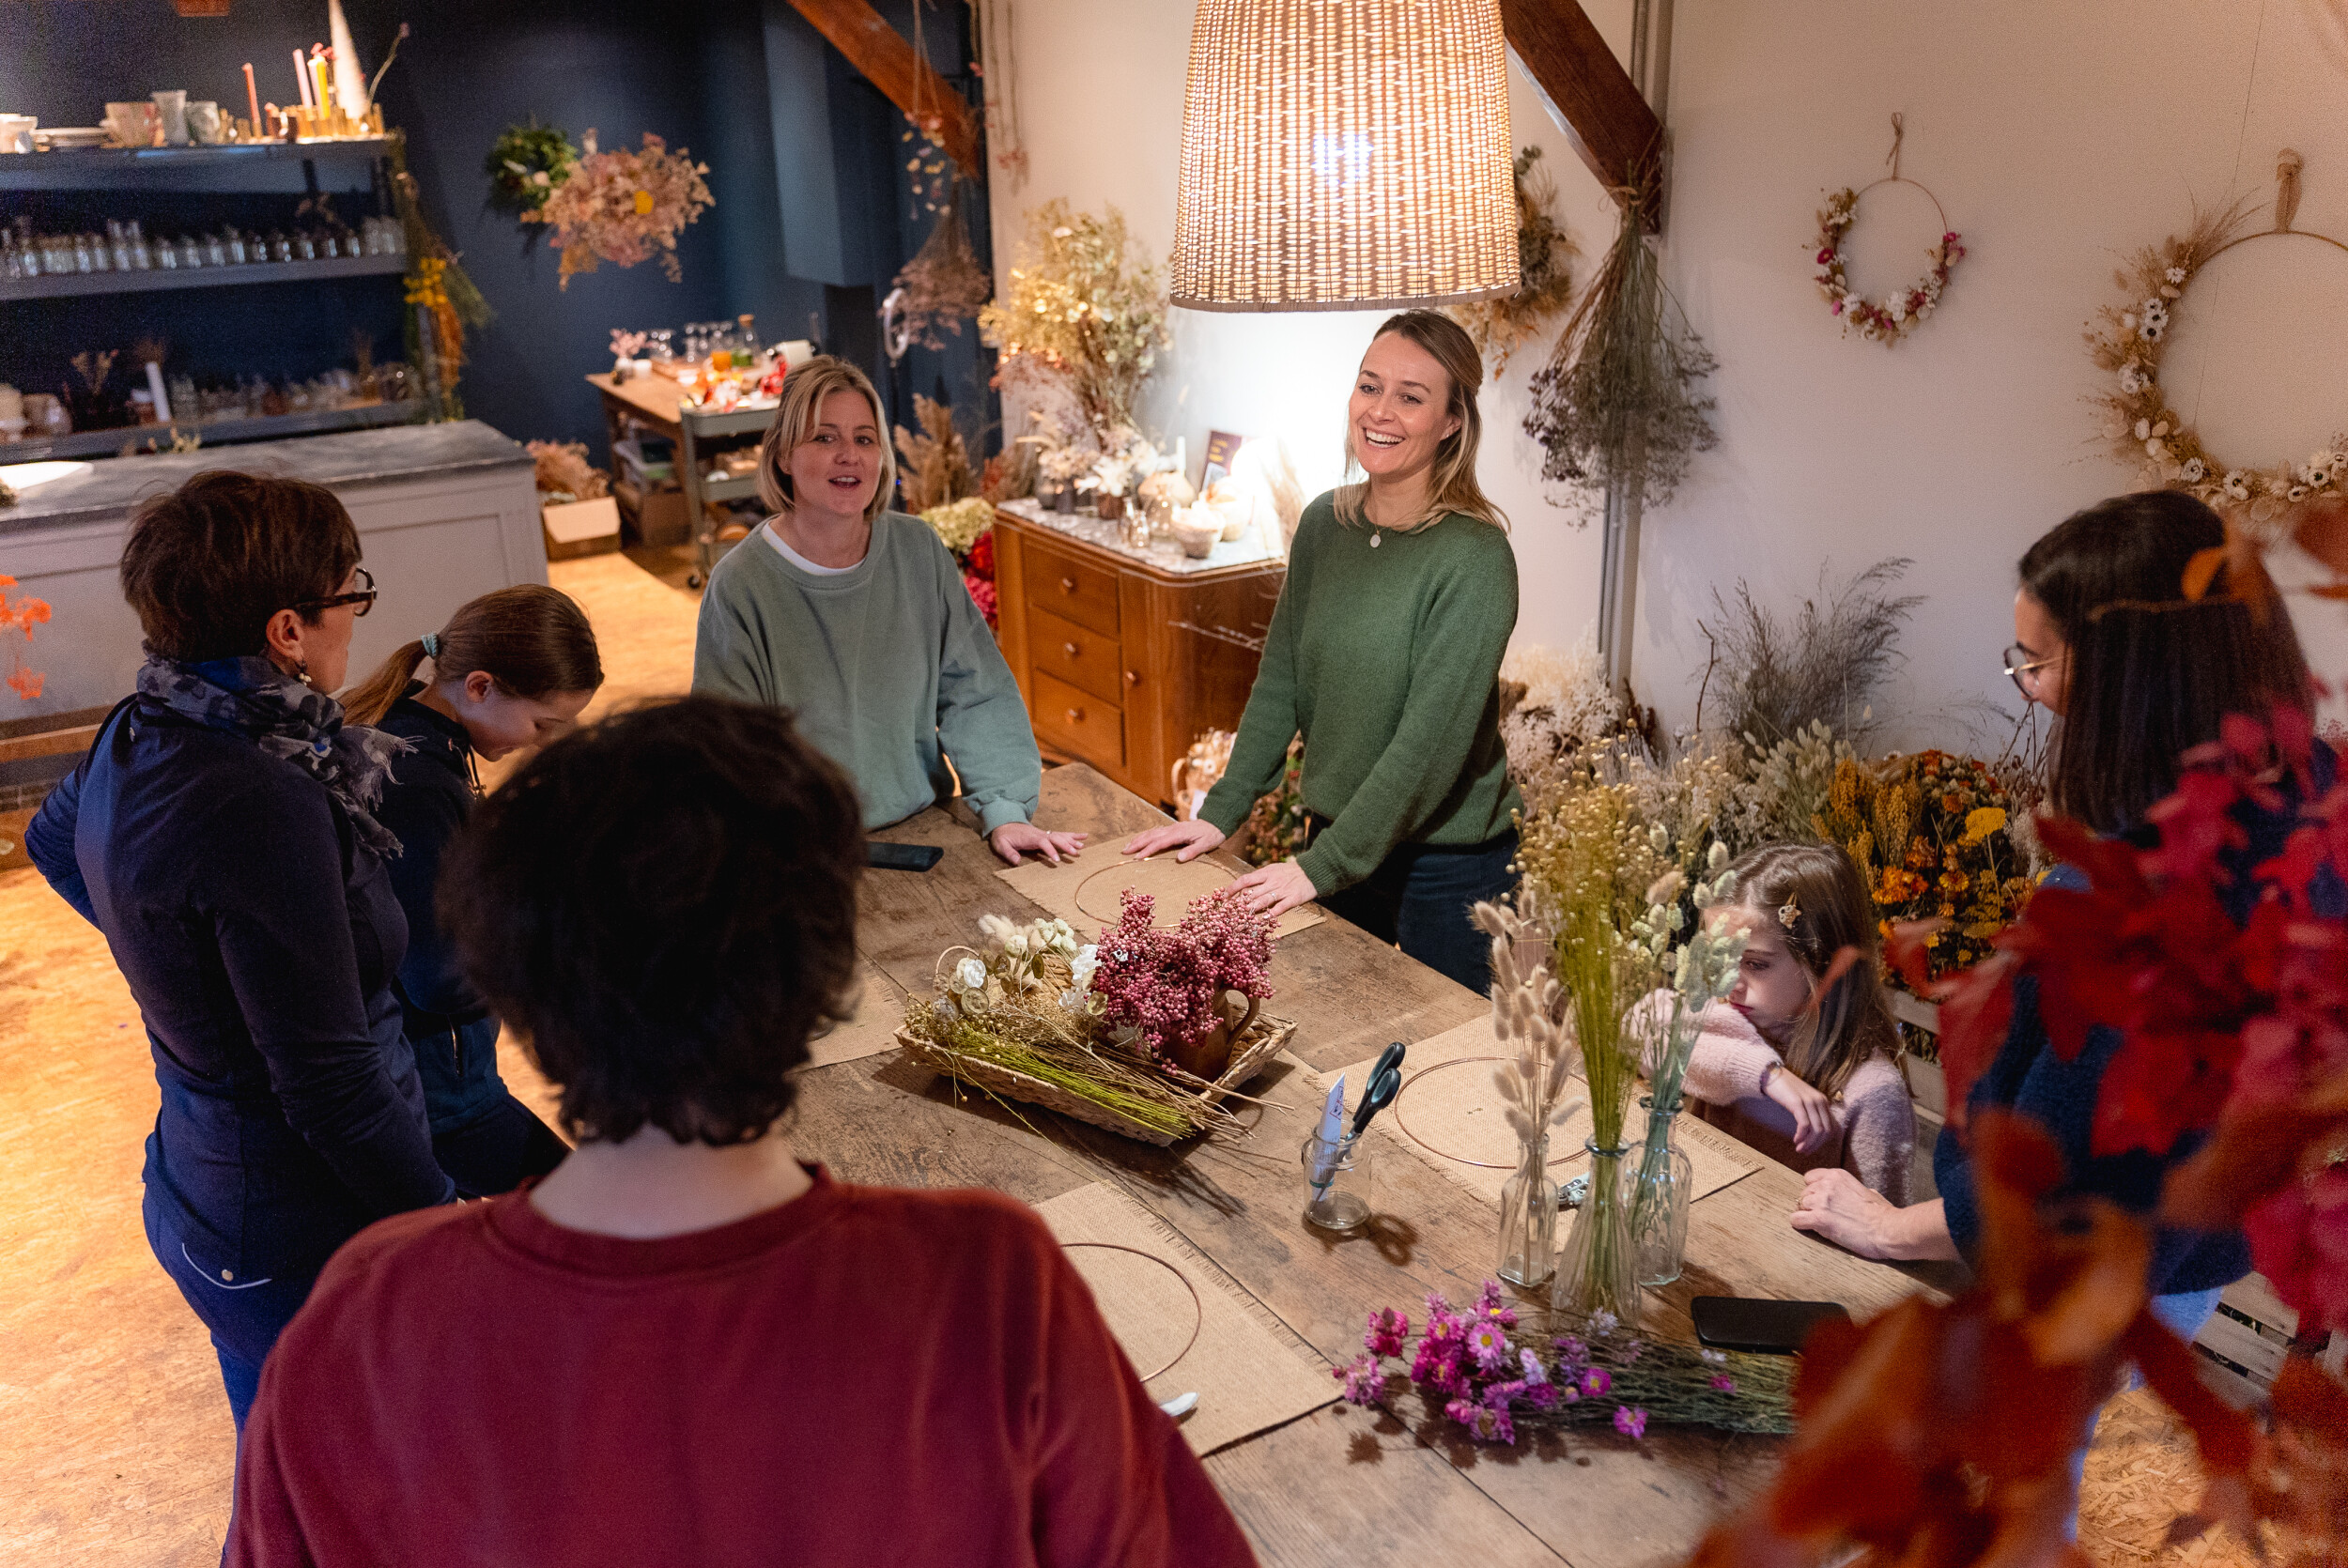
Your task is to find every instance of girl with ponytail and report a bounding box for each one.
[345,584,604,1193]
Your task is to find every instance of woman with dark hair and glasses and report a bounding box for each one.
[1792,490,2325,1345]
[26,470,453,1435]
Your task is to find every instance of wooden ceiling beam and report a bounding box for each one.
[784,0,982,179]
[1499,0,1662,229]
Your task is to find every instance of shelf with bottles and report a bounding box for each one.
[2,213,407,298]
[0,399,420,465]
[3,358,422,463]
[0,135,398,192]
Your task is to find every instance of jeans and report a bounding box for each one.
[147,1200,317,1435]
[1313,823,1519,995]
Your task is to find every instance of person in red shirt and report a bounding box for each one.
[225,697,1259,1568]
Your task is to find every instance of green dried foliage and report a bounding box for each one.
[1524,185,1717,519]
[484,118,579,219]
[1450,146,1578,380]
[1699,558,1922,755]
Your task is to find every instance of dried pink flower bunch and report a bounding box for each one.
[1088,886,1274,1061]
[530,130,714,289]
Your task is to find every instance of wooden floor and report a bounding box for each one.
[0,546,2246,1563]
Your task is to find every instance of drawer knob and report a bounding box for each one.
[1063,640,1079,657]
[1059,576,1077,592]
[1123,670,1140,686]
[1066,707,1084,723]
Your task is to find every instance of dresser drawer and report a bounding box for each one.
[1028,606,1126,705]
[1027,540,1121,638]
[1031,670,1124,769]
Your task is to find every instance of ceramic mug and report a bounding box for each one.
[185,101,223,145]
[150,90,190,146]
[104,100,157,147]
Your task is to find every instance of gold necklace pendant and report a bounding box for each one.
[1370,530,1382,547]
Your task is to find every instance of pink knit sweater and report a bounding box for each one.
[1629,991,1915,1203]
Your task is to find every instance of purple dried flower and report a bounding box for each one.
[1579,1366,1612,1398]
[1711,1374,1737,1393]
[1613,1406,1647,1439]
[1364,1307,1409,1360]
[1463,1317,1512,1373]
[1336,1354,1384,1406]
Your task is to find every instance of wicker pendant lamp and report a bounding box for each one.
[1170,0,1520,312]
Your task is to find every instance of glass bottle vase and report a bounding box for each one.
[1495,1130,1559,1287]
[1551,1139,1639,1324]
[1628,1099,1694,1287]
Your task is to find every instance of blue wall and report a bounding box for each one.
[2,0,996,461]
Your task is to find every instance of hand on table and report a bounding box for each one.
[1121,818,1226,862]
[1232,858,1317,921]
[989,822,1089,867]
[1790,1171,1957,1261]
[1763,1064,1838,1154]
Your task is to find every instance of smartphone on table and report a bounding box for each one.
[1690,1295,1852,1355]
[866,840,944,871]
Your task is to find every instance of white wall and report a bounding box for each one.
[991,0,2348,746]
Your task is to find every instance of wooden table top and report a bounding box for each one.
[804,763,1954,1568]
[584,370,689,432]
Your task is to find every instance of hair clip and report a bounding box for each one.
[1778,898,1800,930]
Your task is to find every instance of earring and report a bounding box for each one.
[296,659,314,687]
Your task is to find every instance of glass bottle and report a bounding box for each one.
[178,236,202,268]
[1552,1139,1640,1325]
[155,238,178,269]
[226,228,248,265]
[71,233,94,272]
[295,230,317,262]
[206,232,228,268]
[1628,1097,1694,1287]
[128,220,153,270]
[1496,1130,1560,1287]
[270,231,292,263]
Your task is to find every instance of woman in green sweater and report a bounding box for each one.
[693,358,1085,866]
[1125,312,1521,992]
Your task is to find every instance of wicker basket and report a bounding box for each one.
[894,1015,1295,1146]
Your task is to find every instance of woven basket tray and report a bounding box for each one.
[894,1015,1295,1146]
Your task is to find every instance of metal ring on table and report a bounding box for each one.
[1392,1055,1584,1171]
[1059,1241,1203,1382]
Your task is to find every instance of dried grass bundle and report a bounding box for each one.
[1450,146,1578,380]
[1473,896,1582,1144]
[889,191,994,352]
[1524,183,1716,521]
[893,395,975,513]
[1698,558,1920,753]
[526,439,610,501]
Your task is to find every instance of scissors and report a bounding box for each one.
[1350,1041,1406,1138]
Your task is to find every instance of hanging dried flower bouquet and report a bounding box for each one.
[527,130,714,289]
[895,891,1290,1145]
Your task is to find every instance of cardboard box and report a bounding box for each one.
[614,478,692,546]
[542,495,622,561]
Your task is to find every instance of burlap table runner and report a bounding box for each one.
[1035,1181,1335,1455]
[1329,1015,1761,1209]
[996,847,1325,941]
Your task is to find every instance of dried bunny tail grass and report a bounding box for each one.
[1474,899,1580,1142]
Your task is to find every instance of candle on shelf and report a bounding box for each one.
[243,62,261,135]
[293,50,313,110]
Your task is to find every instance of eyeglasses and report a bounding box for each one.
[299,566,377,619]
[2001,642,2060,698]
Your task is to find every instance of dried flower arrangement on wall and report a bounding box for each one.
[1809,115,1966,346]
[2087,152,2345,540]
[526,130,714,289]
[1523,183,1717,522]
[979,201,1170,439]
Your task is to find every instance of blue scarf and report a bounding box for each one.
[135,653,407,858]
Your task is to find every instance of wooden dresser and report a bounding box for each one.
[991,504,1286,807]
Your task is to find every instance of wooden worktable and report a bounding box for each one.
[805,764,1951,1568]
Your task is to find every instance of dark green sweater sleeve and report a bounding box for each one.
[1291,530,1518,894]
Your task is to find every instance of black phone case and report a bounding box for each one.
[866,841,944,871]
[1689,1296,1851,1355]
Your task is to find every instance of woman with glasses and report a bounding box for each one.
[1790,490,2321,1350]
[26,470,453,1436]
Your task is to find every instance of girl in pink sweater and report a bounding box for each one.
[1634,842,1915,1201]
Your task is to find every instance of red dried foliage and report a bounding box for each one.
[1720,701,2348,1566]
[0,573,50,701]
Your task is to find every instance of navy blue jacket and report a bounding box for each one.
[1935,742,2340,1296]
[371,691,505,1130]
[26,698,454,1284]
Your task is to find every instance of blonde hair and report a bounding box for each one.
[341,585,604,729]
[753,356,897,521]
[1333,310,1508,534]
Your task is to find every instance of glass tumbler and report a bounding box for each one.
[1301,1132,1371,1232]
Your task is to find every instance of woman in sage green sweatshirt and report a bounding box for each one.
[1126,312,1521,992]
[693,357,1085,866]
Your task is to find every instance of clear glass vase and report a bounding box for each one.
[1496,1131,1559,1287]
[1552,1139,1639,1323]
[1629,1098,1693,1287]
